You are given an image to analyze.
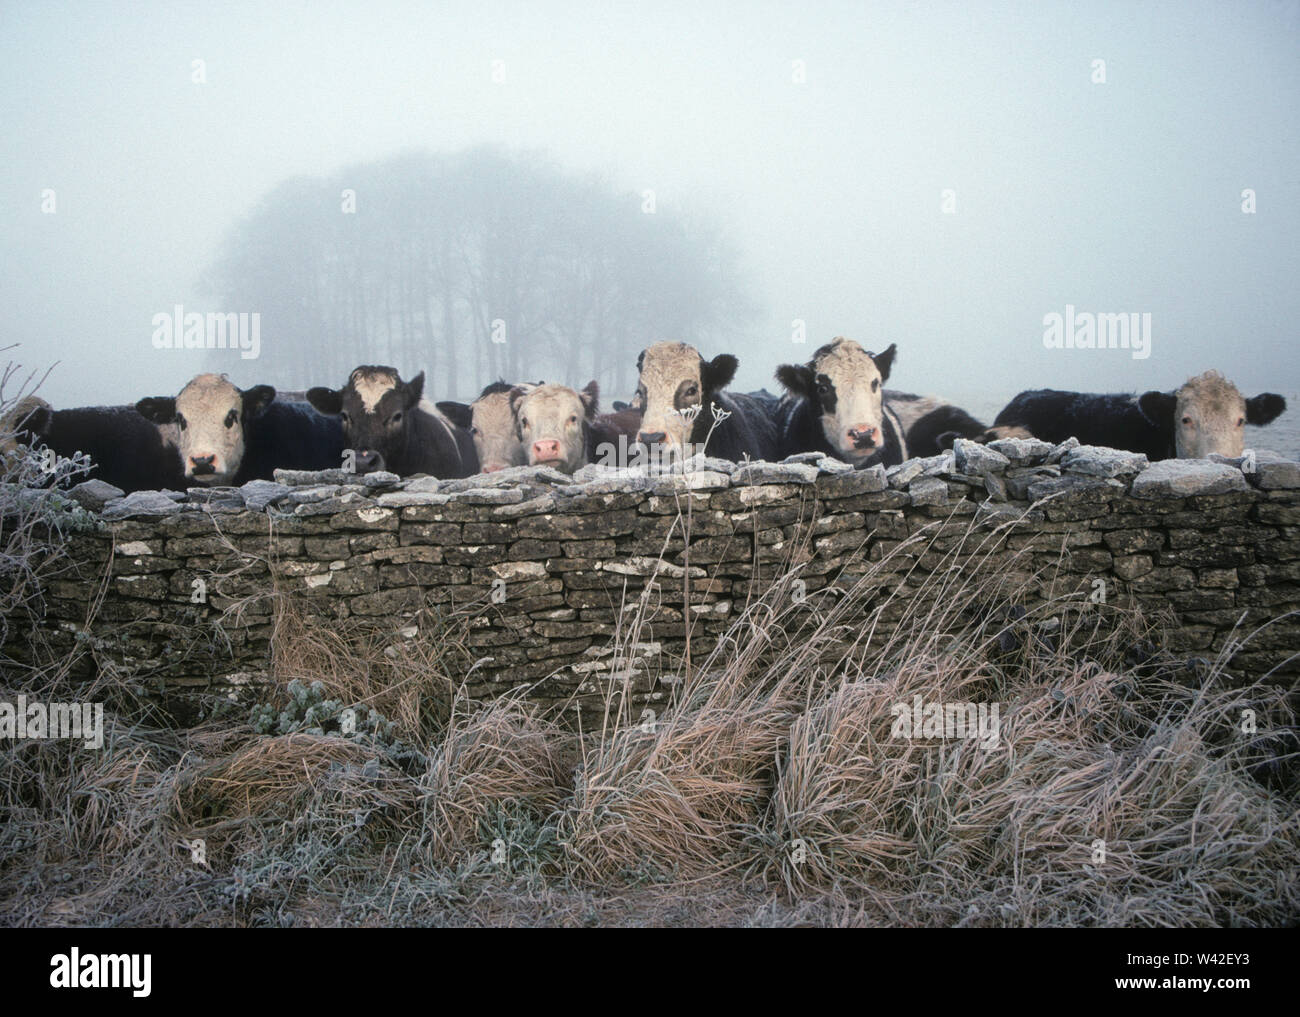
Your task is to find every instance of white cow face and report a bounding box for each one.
[634,341,737,454]
[777,338,896,461]
[511,381,598,474]
[1139,371,1286,459]
[137,373,273,485]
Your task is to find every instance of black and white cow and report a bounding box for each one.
[2,396,186,492]
[307,365,476,477]
[992,371,1287,460]
[634,342,781,462]
[136,373,344,486]
[775,338,907,468]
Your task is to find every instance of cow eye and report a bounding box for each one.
[521,418,529,430]
[176,414,187,431]
[340,411,350,424]
[872,379,880,392]
[569,415,578,425]
[390,412,403,426]
[470,426,480,436]
[1236,417,1245,427]
[685,385,698,398]
[224,410,238,428]
[1181,416,1193,426]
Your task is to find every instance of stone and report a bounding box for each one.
[240,479,291,511]
[376,491,452,507]
[101,490,185,519]
[649,471,732,495]
[66,479,124,512]
[1045,436,1080,464]
[1130,460,1249,499]
[953,439,1011,476]
[732,462,821,485]
[1060,445,1148,478]
[908,476,948,506]
[887,459,924,488]
[274,468,356,487]
[359,471,403,489]
[987,436,1053,466]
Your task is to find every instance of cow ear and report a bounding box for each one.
[306,387,343,415]
[436,401,473,429]
[702,354,738,391]
[1137,390,1177,428]
[1245,393,1286,427]
[775,363,815,399]
[872,343,897,383]
[14,400,52,437]
[243,385,276,418]
[135,397,177,424]
[405,371,425,406]
[581,380,600,417]
[636,349,646,373]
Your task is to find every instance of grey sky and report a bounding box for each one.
[2,0,1297,418]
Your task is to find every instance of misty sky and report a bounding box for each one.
[2,0,1297,419]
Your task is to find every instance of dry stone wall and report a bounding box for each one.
[11,437,1300,720]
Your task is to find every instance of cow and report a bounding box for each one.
[437,380,542,474]
[634,341,781,462]
[306,365,475,478]
[136,373,344,486]
[2,396,186,493]
[505,380,644,474]
[774,338,907,468]
[991,371,1287,460]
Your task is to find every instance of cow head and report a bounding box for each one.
[307,366,423,474]
[776,338,897,462]
[437,380,540,474]
[136,373,274,485]
[0,395,53,456]
[1137,371,1286,459]
[634,341,737,455]
[510,381,599,475]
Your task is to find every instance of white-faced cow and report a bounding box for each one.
[437,380,542,474]
[775,338,907,467]
[307,366,475,478]
[634,342,780,462]
[136,373,343,486]
[992,371,1287,460]
[2,396,186,492]
[509,381,600,474]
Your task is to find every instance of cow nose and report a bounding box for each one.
[532,439,561,462]
[189,454,216,474]
[847,425,878,447]
[355,450,383,473]
[638,431,666,446]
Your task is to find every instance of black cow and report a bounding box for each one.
[775,338,907,468]
[3,396,186,493]
[308,366,476,477]
[136,373,344,485]
[993,371,1287,460]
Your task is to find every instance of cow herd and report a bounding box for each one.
[1,337,1288,495]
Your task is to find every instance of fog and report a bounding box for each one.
[2,0,1297,435]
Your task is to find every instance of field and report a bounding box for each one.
[2,500,1296,928]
